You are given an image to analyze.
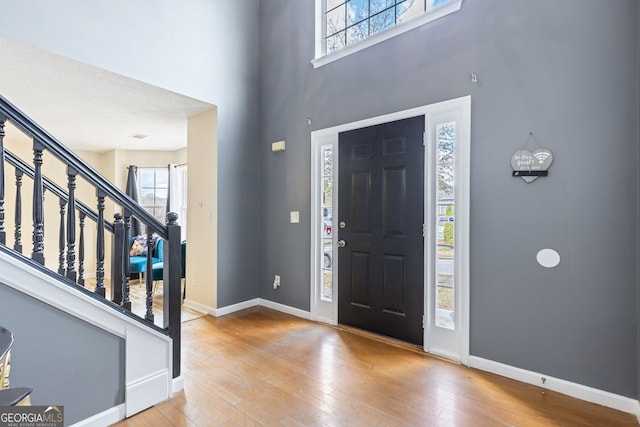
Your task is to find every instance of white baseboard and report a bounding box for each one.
[258,298,312,320]
[214,298,260,316]
[69,404,125,427]
[172,375,185,393]
[469,356,638,415]
[126,370,170,417]
[635,400,640,423]
[211,297,311,320]
[183,299,216,316]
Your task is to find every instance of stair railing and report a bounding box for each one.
[0,95,181,378]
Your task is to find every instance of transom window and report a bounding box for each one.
[314,0,462,67]
[326,0,450,52]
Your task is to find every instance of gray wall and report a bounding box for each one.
[0,284,124,425]
[0,0,262,307]
[259,0,638,397]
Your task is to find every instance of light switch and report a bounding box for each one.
[290,211,300,223]
[272,140,286,152]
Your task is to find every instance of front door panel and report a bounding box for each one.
[338,116,424,345]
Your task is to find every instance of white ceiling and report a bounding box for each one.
[0,36,213,152]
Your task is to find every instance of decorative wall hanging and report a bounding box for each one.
[511,132,553,183]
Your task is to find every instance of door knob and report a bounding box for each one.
[337,240,346,248]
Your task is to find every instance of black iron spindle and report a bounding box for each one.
[78,212,85,287]
[95,190,106,297]
[58,198,66,276]
[31,141,45,265]
[13,169,22,253]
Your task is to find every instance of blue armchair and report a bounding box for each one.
[151,240,186,298]
[129,236,164,282]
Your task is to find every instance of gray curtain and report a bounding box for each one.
[166,164,171,215]
[125,165,142,236]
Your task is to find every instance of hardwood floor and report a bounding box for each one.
[91,278,205,327]
[126,279,204,327]
[114,307,637,426]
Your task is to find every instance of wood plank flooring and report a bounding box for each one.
[92,278,205,327]
[114,307,637,426]
[125,279,204,326]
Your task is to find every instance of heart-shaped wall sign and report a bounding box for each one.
[511,148,553,183]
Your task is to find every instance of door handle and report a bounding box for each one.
[337,240,346,248]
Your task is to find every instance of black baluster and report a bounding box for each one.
[122,213,132,311]
[0,117,5,246]
[144,229,154,323]
[31,141,45,265]
[111,213,124,305]
[66,167,77,283]
[58,198,66,276]
[165,212,181,378]
[78,213,85,287]
[95,190,106,297]
[13,169,22,254]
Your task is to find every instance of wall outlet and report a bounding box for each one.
[191,275,197,287]
[273,274,280,289]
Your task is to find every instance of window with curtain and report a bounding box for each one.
[138,168,169,222]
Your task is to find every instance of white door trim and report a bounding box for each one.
[310,96,471,365]
[423,97,471,365]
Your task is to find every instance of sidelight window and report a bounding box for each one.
[435,121,455,330]
[320,145,334,302]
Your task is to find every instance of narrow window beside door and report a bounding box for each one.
[435,121,455,330]
[321,145,334,302]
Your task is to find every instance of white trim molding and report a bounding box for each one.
[125,370,170,417]
[172,375,185,394]
[183,298,220,316]
[469,356,639,415]
[259,299,312,320]
[213,298,259,317]
[69,404,125,427]
[212,298,311,320]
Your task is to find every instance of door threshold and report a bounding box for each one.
[333,324,459,364]
[334,323,420,351]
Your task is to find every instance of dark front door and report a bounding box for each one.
[338,116,425,345]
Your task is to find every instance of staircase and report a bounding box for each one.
[0,95,183,423]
